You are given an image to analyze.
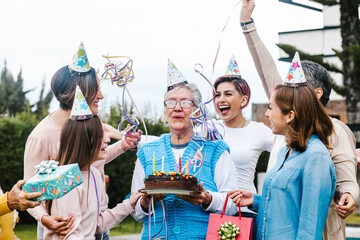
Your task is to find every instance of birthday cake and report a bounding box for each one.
[144,172,199,191]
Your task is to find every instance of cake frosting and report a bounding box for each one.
[144,171,198,191]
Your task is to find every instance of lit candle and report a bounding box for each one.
[179,154,182,173]
[152,153,156,173]
[161,152,164,172]
[185,159,188,174]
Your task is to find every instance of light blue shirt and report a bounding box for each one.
[251,135,336,240]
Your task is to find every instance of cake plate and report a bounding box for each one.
[139,188,200,196]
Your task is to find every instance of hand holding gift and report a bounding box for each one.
[22,160,83,201]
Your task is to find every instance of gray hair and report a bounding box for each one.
[164,83,202,108]
[301,60,331,107]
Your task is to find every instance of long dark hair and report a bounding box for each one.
[46,115,103,214]
[51,67,99,110]
[273,85,333,152]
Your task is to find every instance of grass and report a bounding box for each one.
[13,216,142,239]
[346,214,360,224]
[14,224,37,240]
[15,214,360,239]
[110,216,143,236]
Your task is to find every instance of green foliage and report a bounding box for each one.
[0,61,53,118]
[33,79,53,120]
[102,102,169,208]
[350,44,360,93]
[0,118,36,191]
[277,43,342,73]
[0,62,29,116]
[0,117,38,224]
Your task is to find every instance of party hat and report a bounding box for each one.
[69,42,91,73]
[225,54,241,76]
[167,59,188,91]
[284,52,307,87]
[70,85,93,120]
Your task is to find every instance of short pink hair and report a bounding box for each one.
[213,75,251,108]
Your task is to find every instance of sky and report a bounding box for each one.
[0,0,324,120]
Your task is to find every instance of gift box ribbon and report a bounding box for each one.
[34,160,59,174]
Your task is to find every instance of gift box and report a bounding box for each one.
[206,197,253,240]
[22,161,83,201]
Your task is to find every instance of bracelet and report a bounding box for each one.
[240,18,254,27]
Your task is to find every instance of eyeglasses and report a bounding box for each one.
[164,100,194,109]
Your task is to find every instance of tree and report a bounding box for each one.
[32,78,53,120]
[0,61,53,118]
[311,0,360,128]
[0,62,32,116]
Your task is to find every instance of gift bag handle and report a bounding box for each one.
[221,194,241,219]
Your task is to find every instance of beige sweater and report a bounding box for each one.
[24,113,125,224]
[242,22,359,240]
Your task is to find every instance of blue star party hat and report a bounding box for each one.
[69,42,91,74]
[167,59,188,91]
[225,54,241,76]
[70,86,93,120]
[284,52,307,87]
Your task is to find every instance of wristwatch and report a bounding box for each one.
[240,18,254,27]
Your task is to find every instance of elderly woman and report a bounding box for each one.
[131,62,238,240]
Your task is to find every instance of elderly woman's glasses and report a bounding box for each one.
[164,100,193,109]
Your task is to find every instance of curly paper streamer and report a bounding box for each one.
[190,102,223,141]
[99,55,148,139]
[34,160,59,174]
[190,1,243,142]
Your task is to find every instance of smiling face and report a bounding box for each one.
[164,87,195,135]
[96,128,111,160]
[214,81,247,124]
[88,80,104,115]
[265,90,291,135]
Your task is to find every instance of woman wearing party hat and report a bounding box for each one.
[43,86,142,239]
[213,55,274,218]
[24,42,142,239]
[240,1,358,239]
[228,53,336,240]
[131,59,238,240]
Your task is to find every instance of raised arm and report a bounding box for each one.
[240,0,282,99]
[104,124,142,164]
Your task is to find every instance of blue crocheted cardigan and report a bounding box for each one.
[138,134,229,240]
